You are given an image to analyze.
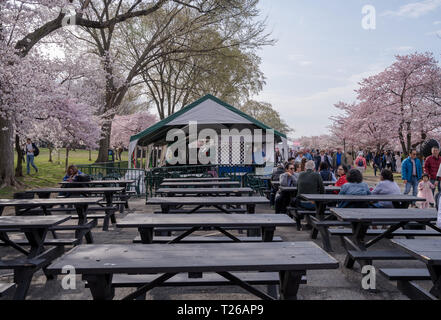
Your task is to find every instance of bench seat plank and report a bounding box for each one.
[379,268,431,281]
[0,283,16,297]
[133,236,283,244]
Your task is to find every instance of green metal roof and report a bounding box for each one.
[130,94,287,143]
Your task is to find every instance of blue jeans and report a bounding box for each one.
[404,176,419,204]
[26,154,38,174]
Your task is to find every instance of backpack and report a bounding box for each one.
[357,159,364,167]
[75,173,91,183]
[32,143,40,157]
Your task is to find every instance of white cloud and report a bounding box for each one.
[287,54,313,67]
[434,20,441,24]
[383,0,441,18]
[395,46,414,51]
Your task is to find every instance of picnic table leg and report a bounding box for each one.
[428,265,441,299]
[343,222,370,269]
[279,270,306,300]
[74,204,94,244]
[161,204,170,213]
[246,205,260,237]
[106,192,117,224]
[138,227,154,244]
[261,227,275,242]
[83,274,115,300]
[13,267,36,300]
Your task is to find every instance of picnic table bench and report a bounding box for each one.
[298,194,426,252]
[0,198,102,244]
[162,177,231,182]
[155,187,253,197]
[390,239,441,300]
[330,208,440,269]
[0,215,73,299]
[116,214,294,244]
[160,181,241,188]
[26,187,125,230]
[46,242,339,300]
[146,196,269,214]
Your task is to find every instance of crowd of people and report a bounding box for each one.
[272,146,441,213]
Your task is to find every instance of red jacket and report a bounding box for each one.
[424,155,441,180]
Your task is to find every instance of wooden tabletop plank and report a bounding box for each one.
[146,196,269,205]
[391,239,441,265]
[59,180,135,185]
[26,187,125,193]
[117,214,295,228]
[156,188,253,194]
[0,216,71,229]
[160,182,240,187]
[272,181,335,186]
[300,194,425,202]
[162,178,231,182]
[331,208,438,222]
[46,242,339,274]
[0,197,102,207]
[279,186,341,192]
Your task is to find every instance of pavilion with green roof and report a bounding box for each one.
[128,94,289,169]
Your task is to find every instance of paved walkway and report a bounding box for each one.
[1,194,433,300]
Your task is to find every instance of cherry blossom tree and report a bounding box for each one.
[330,52,441,155]
[110,112,158,150]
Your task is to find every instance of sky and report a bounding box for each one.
[253,0,441,140]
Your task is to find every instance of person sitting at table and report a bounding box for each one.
[270,164,285,207]
[275,162,298,213]
[371,169,401,208]
[319,162,336,182]
[333,165,348,194]
[338,169,371,208]
[294,160,325,210]
[63,165,83,182]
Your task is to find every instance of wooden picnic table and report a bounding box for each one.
[160,181,240,188]
[59,180,135,209]
[162,177,231,182]
[279,186,341,193]
[391,239,441,300]
[331,208,440,268]
[26,187,125,231]
[146,196,269,214]
[0,197,102,245]
[0,215,71,299]
[272,181,335,187]
[46,242,339,300]
[297,194,426,252]
[155,187,253,197]
[116,213,295,243]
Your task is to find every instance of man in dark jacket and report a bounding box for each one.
[424,146,441,194]
[296,160,325,210]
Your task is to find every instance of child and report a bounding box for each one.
[417,173,435,209]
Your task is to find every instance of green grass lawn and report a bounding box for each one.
[0,148,128,198]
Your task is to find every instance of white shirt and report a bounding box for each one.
[26,143,34,155]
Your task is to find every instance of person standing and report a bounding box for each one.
[402,149,423,206]
[346,151,354,170]
[395,151,402,173]
[25,138,38,175]
[354,152,367,173]
[373,152,382,177]
[423,146,441,194]
[332,147,347,173]
[417,174,435,209]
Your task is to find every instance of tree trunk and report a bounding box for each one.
[48,147,53,162]
[89,149,92,161]
[96,120,112,163]
[15,134,24,177]
[0,116,19,188]
[65,147,70,171]
[57,149,61,164]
